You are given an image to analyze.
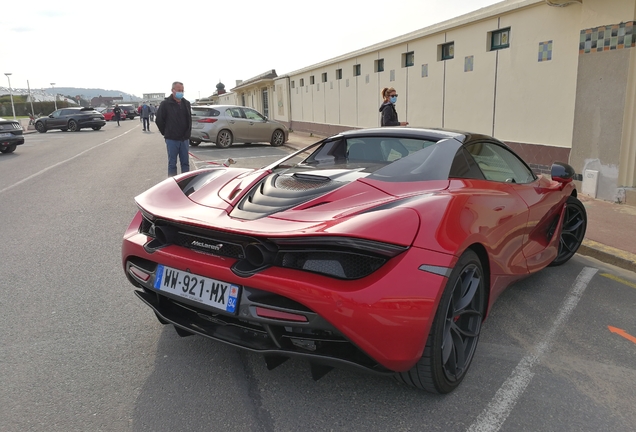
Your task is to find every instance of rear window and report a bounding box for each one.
[192,108,220,117]
[287,135,463,182]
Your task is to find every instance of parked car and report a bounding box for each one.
[121,127,586,393]
[35,107,106,133]
[119,105,137,120]
[98,107,127,121]
[189,105,288,148]
[0,117,25,153]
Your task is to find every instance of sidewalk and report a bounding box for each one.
[286,131,636,273]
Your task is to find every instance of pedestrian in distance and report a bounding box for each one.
[379,87,408,127]
[138,105,143,122]
[156,81,192,177]
[141,102,151,132]
[113,104,122,126]
[150,105,156,122]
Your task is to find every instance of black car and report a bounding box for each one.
[119,105,137,120]
[0,117,25,153]
[35,107,106,133]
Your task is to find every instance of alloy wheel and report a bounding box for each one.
[441,263,483,383]
[553,197,586,265]
[271,130,284,147]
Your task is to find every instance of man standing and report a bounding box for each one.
[156,81,192,177]
[141,102,151,132]
[113,104,122,127]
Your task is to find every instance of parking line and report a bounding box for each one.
[600,273,636,289]
[466,266,598,432]
[0,128,137,195]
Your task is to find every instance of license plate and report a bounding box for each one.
[154,265,239,313]
[0,133,11,138]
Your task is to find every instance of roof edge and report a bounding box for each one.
[283,0,543,76]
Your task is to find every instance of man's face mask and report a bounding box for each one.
[175,91,184,100]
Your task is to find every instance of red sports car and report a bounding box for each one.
[121,128,586,393]
[101,108,126,121]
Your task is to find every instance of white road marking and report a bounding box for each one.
[467,266,598,432]
[0,128,137,195]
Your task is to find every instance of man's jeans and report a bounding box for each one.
[165,139,190,177]
[142,117,150,130]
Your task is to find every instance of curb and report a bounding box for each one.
[577,239,636,273]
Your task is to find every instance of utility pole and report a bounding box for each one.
[27,80,35,117]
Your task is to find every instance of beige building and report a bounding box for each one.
[142,93,166,106]
[222,0,636,202]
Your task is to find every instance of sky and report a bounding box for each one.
[1,0,502,99]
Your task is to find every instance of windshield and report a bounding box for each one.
[272,136,460,182]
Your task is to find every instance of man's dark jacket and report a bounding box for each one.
[379,102,399,126]
[156,96,192,140]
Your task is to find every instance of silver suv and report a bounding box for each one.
[190,105,288,148]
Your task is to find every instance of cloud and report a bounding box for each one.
[36,10,67,18]
[11,27,34,33]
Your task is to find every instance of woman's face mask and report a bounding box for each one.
[390,95,397,104]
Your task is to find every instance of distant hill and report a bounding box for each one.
[41,87,142,102]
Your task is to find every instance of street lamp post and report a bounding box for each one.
[4,73,17,120]
[50,82,57,110]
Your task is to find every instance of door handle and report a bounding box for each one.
[249,122,254,125]
[229,120,235,124]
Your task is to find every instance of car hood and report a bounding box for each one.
[135,167,450,246]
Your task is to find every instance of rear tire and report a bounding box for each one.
[549,196,587,266]
[395,249,485,393]
[35,122,47,133]
[92,126,102,131]
[0,144,17,153]
[189,139,201,146]
[270,129,285,147]
[216,130,233,148]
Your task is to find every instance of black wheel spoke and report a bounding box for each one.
[455,270,480,312]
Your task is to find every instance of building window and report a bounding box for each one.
[421,64,428,77]
[310,75,315,85]
[491,28,510,51]
[322,72,327,82]
[300,78,304,87]
[374,59,384,72]
[390,70,395,82]
[291,81,295,89]
[402,51,414,67]
[353,64,361,76]
[336,68,342,80]
[440,42,454,60]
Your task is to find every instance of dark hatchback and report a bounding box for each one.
[35,107,106,133]
[119,105,137,120]
[0,117,25,153]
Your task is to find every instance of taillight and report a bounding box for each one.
[197,118,218,123]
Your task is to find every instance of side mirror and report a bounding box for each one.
[551,162,575,183]
[48,115,53,118]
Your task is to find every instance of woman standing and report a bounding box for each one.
[379,87,408,127]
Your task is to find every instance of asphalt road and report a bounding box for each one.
[1,120,635,432]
